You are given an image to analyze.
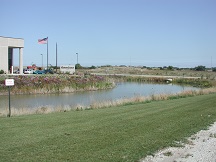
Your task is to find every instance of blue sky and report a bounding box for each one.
[1,0,216,68]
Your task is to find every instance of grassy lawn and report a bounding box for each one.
[0,93,216,162]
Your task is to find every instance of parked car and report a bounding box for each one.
[14,70,20,74]
[33,70,45,74]
[44,69,54,74]
[24,69,34,74]
[14,69,26,74]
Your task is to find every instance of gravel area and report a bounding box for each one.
[141,122,216,162]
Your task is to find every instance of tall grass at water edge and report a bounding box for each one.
[0,103,85,117]
[1,87,216,117]
[110,75,213,87]
[0,72,213,95]
[0,75,114,95]
[89,87,216,109]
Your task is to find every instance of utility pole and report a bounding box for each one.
[211,56,212,71]
[47,37,48,70]
[56,42,58,73]
[41,54,43,69]
[76,53,78,64]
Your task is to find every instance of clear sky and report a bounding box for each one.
[1,0,216,68]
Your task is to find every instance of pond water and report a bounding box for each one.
[0,82,199,112]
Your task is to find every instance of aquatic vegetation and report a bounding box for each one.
[0,75,114,95]
[173,78,212,87]
[105,75,212,87]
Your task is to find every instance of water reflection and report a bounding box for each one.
[0,82,199,110]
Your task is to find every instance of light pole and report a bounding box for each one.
[41,54,43,69]
[76,53,78,64]
[211,56,212,71]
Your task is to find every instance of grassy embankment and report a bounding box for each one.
[1,93,216,161]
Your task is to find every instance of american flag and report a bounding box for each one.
[38,37,48,44]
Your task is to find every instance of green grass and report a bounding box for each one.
[0,94,216,162]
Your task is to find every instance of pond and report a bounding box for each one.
[0,82,199,114]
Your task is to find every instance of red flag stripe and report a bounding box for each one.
[38,37,48,44]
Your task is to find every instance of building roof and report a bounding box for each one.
[0,36,24,48]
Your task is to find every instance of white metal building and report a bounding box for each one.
[0,36,24,74]
[60,65,75,74]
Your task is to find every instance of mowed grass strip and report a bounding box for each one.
[0,94,216,162]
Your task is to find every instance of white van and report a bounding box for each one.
[24,69,34,74]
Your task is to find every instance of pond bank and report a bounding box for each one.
[1,85,216,117]
[0,75,115,95]
[91,73,212,87]
[0,73,213,96]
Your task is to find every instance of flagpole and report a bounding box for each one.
[56,42,57,73]
[47,37,48,70]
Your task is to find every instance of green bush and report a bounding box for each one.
[0,70,4,74]
[75,63,83,69]
[89,65,96,69]
[194,65,206,71]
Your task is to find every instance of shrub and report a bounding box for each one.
[75,63,83,69]
[0,70,4,74]
[194,65,206,71]
[167,66,174,70]
[89,65,96,69]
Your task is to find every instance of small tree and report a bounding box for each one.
[167,66,174,70]
[89,65,96,69]
[194,65,206,71]
[0,69,4,74]
[75,63,82,69]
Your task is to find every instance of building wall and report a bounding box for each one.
[0,46,8,72]
[0,36,24,73]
